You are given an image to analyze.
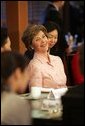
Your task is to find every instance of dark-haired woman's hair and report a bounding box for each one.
[1,27,8,47]
[1,51,29,92]
[43,21,60,33]
[43,21,61,51]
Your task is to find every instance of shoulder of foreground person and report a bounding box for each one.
[1,92,32,125]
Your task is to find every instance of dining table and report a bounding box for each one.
[20,89,66,125]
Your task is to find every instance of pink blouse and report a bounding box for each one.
[27,53,67,88]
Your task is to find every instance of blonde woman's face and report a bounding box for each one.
[32,31,48,53]
[48,29,58,48]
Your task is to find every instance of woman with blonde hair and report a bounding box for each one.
[22,24,67,89]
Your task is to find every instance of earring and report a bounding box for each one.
[31,46,34,49]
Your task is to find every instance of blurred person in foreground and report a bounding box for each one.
[1,27,11,52]
[22,24,67,89]
[1,51,32,125]
[62,43,84,125]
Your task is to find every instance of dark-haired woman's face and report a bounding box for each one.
[48,29,58,48]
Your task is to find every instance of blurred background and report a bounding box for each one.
[1,1,84,53]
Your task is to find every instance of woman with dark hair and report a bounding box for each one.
[43,1,68,61]
[1,27,11,52]
[43,21,60,56]
[23,24,67,89]
[1,51,31,125]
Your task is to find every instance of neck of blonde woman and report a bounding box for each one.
[36,51,50,63]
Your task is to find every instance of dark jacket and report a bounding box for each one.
[44,3,63,30]
[62,84,84,125]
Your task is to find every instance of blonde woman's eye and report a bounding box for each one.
[35,38,40,41]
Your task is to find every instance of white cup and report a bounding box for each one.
[31,87,41,99]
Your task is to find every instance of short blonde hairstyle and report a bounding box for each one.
[22,24,48,49]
